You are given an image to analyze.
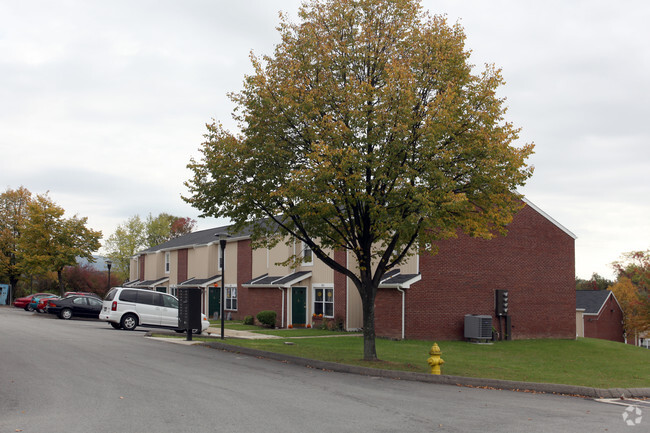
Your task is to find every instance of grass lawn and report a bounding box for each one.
[200,333,650,389]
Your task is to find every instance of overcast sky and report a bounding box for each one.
[1,0,648,279]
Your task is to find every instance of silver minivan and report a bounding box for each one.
[100,287,209,333]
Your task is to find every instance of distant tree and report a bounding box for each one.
[185,0,533,360]
[105,215,146,281]
[145,213,178,247]
[105,213,197,281]
[575,273,614,291]
[62,263,116,296]
[19,194,102,296]
[610,277,650,338]
[610,250,650,339]
[170,217,197,239]
[0,186,32,289]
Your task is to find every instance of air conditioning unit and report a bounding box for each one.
[464,315,492,340]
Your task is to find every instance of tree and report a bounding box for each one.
[105,213,197,281]
[0,186,32,290]
[575,273,614,291]
[145,213,178,247]
[185,0,534,360]
[19,194,102,296]
[610,250,650,338]
[610,277,650,339]
[171,217,197,239]
[104,215,146,281]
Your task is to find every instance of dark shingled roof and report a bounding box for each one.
[243,271,312,288]
[177,275,221,287]
[576,290,613,315]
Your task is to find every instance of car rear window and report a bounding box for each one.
[104,288,118,301]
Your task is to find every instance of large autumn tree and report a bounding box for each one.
[19,194,102,296]
[185,0,533,360]
[0,186,32,290]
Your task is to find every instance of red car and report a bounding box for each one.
[37,296,61,313]
[13,293,53,311]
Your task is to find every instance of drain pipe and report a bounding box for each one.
[278,287,285,328]
[397,287,405,340]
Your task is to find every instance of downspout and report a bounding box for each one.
[397,287,405,340]
[278,287,285,328]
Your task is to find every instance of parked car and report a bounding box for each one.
[13,293,54,311]
[64,291,101,299]
[100,287,209,333]
[28,294,58,313]
[47,295,104,320]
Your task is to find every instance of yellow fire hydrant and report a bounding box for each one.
[427,343,444,375]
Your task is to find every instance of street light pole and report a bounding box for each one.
[218,234,227,340]
[106,259,112,293]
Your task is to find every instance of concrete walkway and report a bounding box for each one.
[205,326,281,339]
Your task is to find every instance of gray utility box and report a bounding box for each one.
[464,314,492,340]
[177,287,202,331]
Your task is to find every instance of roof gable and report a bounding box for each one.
[576,290,616,315]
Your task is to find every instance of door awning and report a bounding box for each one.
[242,271,312,288]
[174,274,222,288]
[378,269,421,289]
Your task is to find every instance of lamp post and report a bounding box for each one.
[106,259,112,293]
[218,234,228,340]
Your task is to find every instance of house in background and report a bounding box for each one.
[576,290,624,343]
[127,198,577,341]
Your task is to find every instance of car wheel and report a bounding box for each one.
[59,308,72,320]
[121,314,137,331]
[110,322,121,330]
[25,305,34,312]
[192,329,202,335]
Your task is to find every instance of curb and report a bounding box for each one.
[200,340,650,399]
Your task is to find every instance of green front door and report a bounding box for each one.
[292,287,306,327]
[209,286,220,319]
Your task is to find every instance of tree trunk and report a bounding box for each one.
[362,299,378,361]
[359,276,379,361]
[57,269,65,297]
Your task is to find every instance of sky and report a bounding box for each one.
[1,0,648,280]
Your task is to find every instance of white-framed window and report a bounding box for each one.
[225,285,237,311]
[165,252,170,274]
[302,241,313,266]
[313,286,334,317]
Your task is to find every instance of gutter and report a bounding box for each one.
[397,287,405,340]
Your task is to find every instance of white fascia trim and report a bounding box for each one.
[522,197,577,239]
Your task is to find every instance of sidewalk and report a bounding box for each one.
[205,326,281,339]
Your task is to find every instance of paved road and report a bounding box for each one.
[0,307,642,432]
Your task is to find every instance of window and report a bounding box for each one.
[162,294,178,309]
[302,242,313,266]
[314,287,334,317]
[72,297,87,305]
[225,286,237,311]
[165,252,170,274]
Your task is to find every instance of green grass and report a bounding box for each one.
[206,336,650,389]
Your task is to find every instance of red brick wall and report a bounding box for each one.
[139,255,145,281]
[375,204,576,340]
[177,249,188,283]
[583,295,624,342]
[231,239,254,321]
[334,249,347,322]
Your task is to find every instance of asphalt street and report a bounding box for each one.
[0,307,643,432]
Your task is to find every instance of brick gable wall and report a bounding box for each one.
[583,295,624,342]
[375,204,576,340]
